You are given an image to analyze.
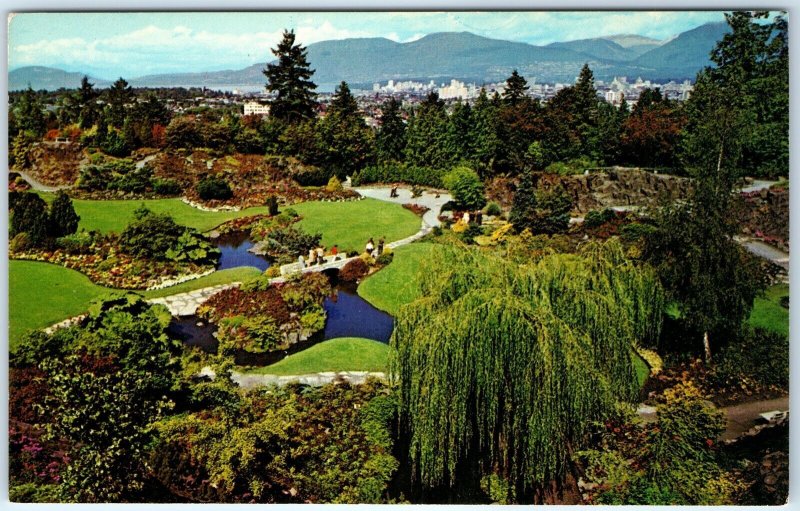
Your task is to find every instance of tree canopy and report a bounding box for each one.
[264,30,318,123]
[391,240,663,502]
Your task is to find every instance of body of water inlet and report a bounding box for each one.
[171,233,395,366]
[215,231,272,271]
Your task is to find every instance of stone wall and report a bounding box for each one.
[561,168,691,213]
[487,168,692,214]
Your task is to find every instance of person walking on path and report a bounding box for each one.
[378,237,385,255]
[366,238,375,255]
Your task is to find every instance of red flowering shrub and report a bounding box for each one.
[339,258,369,282]
[199,287,291,325]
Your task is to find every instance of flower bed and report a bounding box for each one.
[402,203,430,216]
[12,240,213,289]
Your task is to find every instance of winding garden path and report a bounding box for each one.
[12,169,73,192]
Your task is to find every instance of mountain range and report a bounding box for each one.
[9,22,730,91]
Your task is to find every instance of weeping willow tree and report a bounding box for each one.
[390,239,663,502]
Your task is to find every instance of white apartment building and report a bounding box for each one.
[243,101,270,116]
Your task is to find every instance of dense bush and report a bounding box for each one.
[714,327,788,388]
[339,258,369,282]
[484,201,503,217]
[55,231,95,254]
[260,226,322,260]
[352,162,444,188]
[196,176,233,201]
[545,156,599,176]
[584,208,617,228]
[443,166,487,210]
[510,174,573,235]
[9,192,50,246]
[152,178,182,196]
[119,206,219,265]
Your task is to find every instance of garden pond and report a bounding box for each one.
[169,232,394,366]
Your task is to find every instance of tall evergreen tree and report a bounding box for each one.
[48,191,80,238]
[264,30,318,123]
[376,97,406,162]
[105,77,133,128]
[318,81,374,178]
[446,101,474,164]
[404,92,452,169]
[13,86,46,136]
[468,88,501,174]
[77,75,99,128]
[503,69,530,105]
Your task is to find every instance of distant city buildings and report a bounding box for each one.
[243,101,270,116]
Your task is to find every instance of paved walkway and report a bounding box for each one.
[735,237,790,272]
[198,365,386,388]
[147,282,242,316]
[11,169,73,192]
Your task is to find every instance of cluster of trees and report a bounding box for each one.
[9,191,80,248]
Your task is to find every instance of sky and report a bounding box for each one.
[8,11,728,79]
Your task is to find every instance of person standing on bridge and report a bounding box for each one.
[308,247,317,265]
[378,237,385,255]
[298,254,305,269]
[316,246,325,265]
[331,244,339,260]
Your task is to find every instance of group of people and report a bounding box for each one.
[298,244,339,268]
[365,237,385,258]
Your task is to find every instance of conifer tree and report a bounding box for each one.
[264,30,318,123]
[376,97,406,162]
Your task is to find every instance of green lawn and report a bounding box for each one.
[141,267,262,299]
[292,198,420,254]
[38,192,271,233]
[749,283,789,336]
[245,337,389,375]
[8,260,114,350]
[358,243,441,315]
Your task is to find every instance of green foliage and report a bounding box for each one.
[48,191,80,238]
[318,81,375,177]
[299,305,326,332]
[578,382,736,505]
[196,176,233,201]
[151,381,397,503]
[11,130,38,168]
[545,156,599,175]
[119,205,185,259]
[442,166,486,210]
[152,178,181,196]
[9,232,32,253]
[510,173,573,234]
[10,191,50,246]
[9,482,61,503]
[392,240,664,497]
[164,229,221,265]
[484,201,502,217]
[376,97,406,162]
[714,327,788,388]
[352,162,445,188]
[264,29,318,123]
[40,354,171,502]
[217,315,282,353]
[326,175,343,192]
[584,208,616,228]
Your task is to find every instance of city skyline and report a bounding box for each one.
[8,11,727,78]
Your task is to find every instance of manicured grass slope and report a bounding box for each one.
[748,283,789,336]
[357,243,441,315]
[8,260,113,350]
[39,192,270,233]
[141,267,262,299]
[292,198,421,254]
[247,337,389,375]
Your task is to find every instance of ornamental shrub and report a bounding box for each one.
[152,178,181,196]
[585,208,617,228]
[340,258,369,282]
[196,176,233,201]
[484,201,503,217]
[48,191,80,238]
[442,166,486,210]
